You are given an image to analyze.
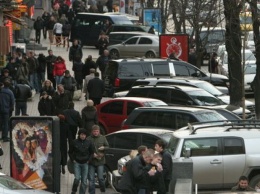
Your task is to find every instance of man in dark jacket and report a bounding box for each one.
[118,149,156,194]
[38,91,55,116]
[53,84,72,115]
[154,139,172,192]
[0,81,15,142]
[14,82,32,116]
[42,11,51,39]
[63,102,82,147]
[45,49,57,88]
[27,51,39,93]
[69,128,94,194]
[87,72,104,105]
[61,70,77,98]
[69,39,83,64]
[96,49,110,80]
[87,125,109,194]
[34,16,43,44]
[37,53,46,91]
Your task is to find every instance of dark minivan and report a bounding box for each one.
[103,59,229,97]
[70,13,132,46]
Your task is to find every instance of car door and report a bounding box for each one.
[105,132,139,171]
[182,138,223,189]
[222,137,246,188]
[122,37,139,56]
[99,100,125,133]
[136,37,153,56]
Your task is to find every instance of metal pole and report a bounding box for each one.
[242,14,246,119]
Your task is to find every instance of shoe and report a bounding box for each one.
[62,166,65,174]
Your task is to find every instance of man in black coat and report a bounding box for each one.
[14,82,32,116]
[96,50,110,80]
[45,49,57,88]
[38,91,55,116]
[87,72,104,105]
[118,149,156,194]
[53,84,72,115]
[69,39,83,64]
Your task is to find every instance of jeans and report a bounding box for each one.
[55,76,64,87]
[72,161,88,194]
[29,73,39,92]
[15,101,27,116]
[88,164,106,194]
[0,113,9,139]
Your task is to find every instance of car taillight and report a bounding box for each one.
[114,78,120,87]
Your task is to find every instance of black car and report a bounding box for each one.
[104,128,172,185]
[122,106,227,130]
[107,24,149,34]
[103,59,229,97]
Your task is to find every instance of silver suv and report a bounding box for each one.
[168,120,260,189]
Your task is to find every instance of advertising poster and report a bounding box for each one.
[143,8,162,34]
[159,34,189,61]
[10,117,60,193]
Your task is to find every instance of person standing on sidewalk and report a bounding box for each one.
[87,72,104,105]
[45,50,57,89]
[53,56,66,86]
[87,125,109,194]
[69,39,83,64]
[34,16,44,44]
[0,81,15,142]
[27,51,40,93]
[69,128,94,194]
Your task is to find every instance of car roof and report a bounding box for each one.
[131,85,203,92]
[106,128,173,135]
[104,97,165,102]
[109,31,151,35]
[111,58,178,63]
[134,106,219,113]
[136,77,205,84]
[173,121,260,139]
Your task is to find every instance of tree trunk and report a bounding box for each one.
[248,0,260,119]
[223,0,243,107]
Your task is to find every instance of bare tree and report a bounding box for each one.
[223,0,243,107]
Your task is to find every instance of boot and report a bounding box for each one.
[72,179,80,193]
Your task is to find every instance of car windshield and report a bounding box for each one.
[166,136,179,155]
[195,111,227,121]
[194,82,223,96]
[143,101,167,107]
[0,175,31,190]
[112,17,133,25]
[186,90,224,106]
[245,65,256,74]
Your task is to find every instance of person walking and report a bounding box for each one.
[96,49,110,80]
[81,99,98,136]
[63,102,82,148]
[209,52,218,73]
[69,39,83,64]
[0,81,15,142]
[42,11,51,39]
[61,70,77,99]
[83,55,97,77]
[53,56,66,86]
[87,72,104,105]
[87,125,109,194]
[45,49,57,88]
[154,139,173,192]
[98,31,109,56]
[34,16,44,44]
[72,56,84,90]
[40,79,55,97]
[69,128,94,194]
[16,55,29,85]
[62,21,71,49]
[53,20,63,46]
[14,81,32,116]
[37,53,46,91]
[46,16,56,44]
[83,68,95,100]
[27,51,40,93]
[38,91,55,116]
[53,84,72,115]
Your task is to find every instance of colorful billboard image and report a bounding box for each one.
[159,34,189,61]
[10,117,59,192]
[143,8,162,34]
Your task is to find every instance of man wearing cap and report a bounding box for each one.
[69,128,94,194]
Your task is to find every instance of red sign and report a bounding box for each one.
[159,34,189,61]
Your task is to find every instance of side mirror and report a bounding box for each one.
[184,148,191,158]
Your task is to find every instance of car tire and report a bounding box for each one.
[110,49,119,59]
[249,174,260,189]
[145,51,156,58]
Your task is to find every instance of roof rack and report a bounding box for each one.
[188,120,260,135]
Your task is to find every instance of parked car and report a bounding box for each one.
[104,128,173,190]
[110,120,260,191]
[122,106,227,130]
[131,77,255,114]
[96,97,167,134]
[126,85,254,119]
[0,172,53,193]
[244,61,256,94]
[108,31,152,46]
[103,58,229,96]
[108,35,159,59]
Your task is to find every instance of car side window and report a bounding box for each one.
[127,102,140,115]
[114,133,138,149]
[141,134,159,148]
[174,64,190,76]
[155,112,174,128]
[151,62,171,76]
[127,88,149,97]
[175,113,197,129]
[170,90,192,105]
[182,138,219,157]
[118,64,144,77]
[132,112,156,127]
[100,101,123,114]
[138,37,153,44]
[185,65,198,77]
[223,138,245,155]
[125,37,138,44]
[148,88,169,103]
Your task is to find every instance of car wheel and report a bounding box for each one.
[110,49,119,59]
[249,174,260,189]
[145,51,156,58]
[95,166,109,188]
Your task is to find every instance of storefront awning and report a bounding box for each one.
[3,12,28,27]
